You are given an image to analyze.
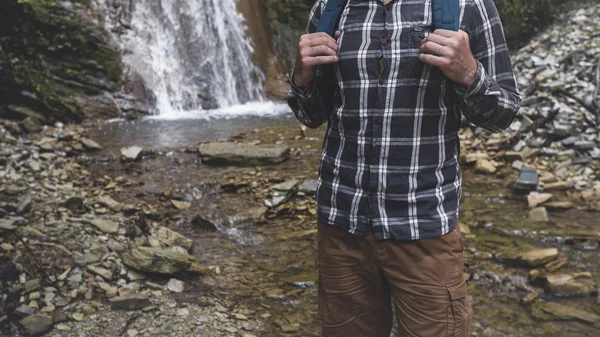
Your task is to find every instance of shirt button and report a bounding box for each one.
[370,156,378,164]
[375,117,383,125]
[381,38,388,45]
[379,78,385,85]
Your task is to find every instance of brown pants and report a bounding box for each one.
[317,220,473,337]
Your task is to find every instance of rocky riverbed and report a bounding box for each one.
[1,3,599,337]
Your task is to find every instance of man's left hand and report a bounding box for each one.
[419,29,478,87]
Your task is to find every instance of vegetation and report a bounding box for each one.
[0,0,121,123]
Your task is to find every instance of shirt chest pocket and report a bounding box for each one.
[390,25,432,81]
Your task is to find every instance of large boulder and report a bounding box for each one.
[198,142,290,166]
[122,247,196,275]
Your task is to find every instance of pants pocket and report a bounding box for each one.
[446,278,473,337]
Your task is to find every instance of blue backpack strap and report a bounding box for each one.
[432,0,460,31]
[316,0,347,37]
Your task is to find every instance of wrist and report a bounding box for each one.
[292,66,314,88]
[461,59,478,86]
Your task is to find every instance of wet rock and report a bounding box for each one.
[167,278,184,293]
[513,167,538,193]
[544,201,574,210]
[527,192,553,208]
[474,158,496,174]
[150,227,193,253]
[538,302,600,324]
[544,181,572,191]
[521,291,539,304]
[500,247,558,267]
[80,138,103,151]
[198,142,290,166]
[20,314,53,336]
[281,270,318,288]
[120,146,144,161]
[191,212,218,231]
[110,294,151,310]
[544,272,597,296]
[21,117,43,134]
[545,257,569,272]
[122,247,195,275]
[529,207,549,223]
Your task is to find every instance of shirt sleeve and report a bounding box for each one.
[454,0,522,132]
[287,0,334,129]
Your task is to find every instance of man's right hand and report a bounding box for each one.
[293,31,341,88]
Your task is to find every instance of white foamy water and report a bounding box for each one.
[146,101,291,120]
[94,0,270,118]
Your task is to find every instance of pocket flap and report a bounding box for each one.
[446,278,466,301]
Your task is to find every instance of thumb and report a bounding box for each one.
[334,30,342,39]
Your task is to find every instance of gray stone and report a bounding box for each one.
[298,179,318,195]
[167,278,184,293]
[15,304,36,317]
[110,294,151,310]
[198,142,290,166]
[513,167,539,193]
[20,314,52,336]
[120,146,144,161]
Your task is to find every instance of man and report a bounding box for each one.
[288,0,520,336]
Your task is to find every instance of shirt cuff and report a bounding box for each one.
[454,60,489,99]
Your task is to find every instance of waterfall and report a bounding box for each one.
[94,0,267,117]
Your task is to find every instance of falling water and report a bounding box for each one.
[94,0,268,117]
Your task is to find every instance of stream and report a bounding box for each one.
[86,115,600,337]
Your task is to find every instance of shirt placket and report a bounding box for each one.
[368,0,395,234]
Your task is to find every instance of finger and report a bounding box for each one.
[305,36,339,52]
[334,30,342,39]
[302,45,338,57]
[421,33,450,46]
[418,53,448,68]
[419,41,451,56]
[432,29,459,38]
[302,55,339,67]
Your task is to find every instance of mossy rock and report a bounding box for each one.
[0,0,122,123]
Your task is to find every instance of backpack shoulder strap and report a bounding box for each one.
[316,0,347,37]
[432,0,460,31]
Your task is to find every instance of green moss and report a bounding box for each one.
[0,0,122,122]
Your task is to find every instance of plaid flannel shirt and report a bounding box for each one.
[288,0,521,241]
